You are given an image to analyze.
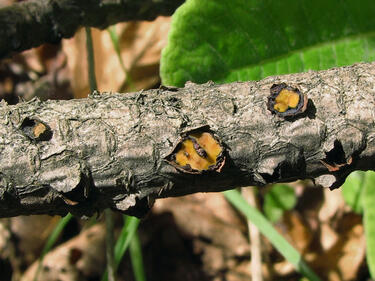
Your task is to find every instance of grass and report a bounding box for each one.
[224,189,322,281]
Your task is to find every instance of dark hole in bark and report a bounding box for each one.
[20,117,35,128]
[306,99,317,119]
[122,196,151,218]
[62,171,92,204]
[20,117,52,141]
[323,140,347,166]
[259,172,278,183]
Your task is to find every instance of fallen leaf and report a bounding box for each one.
[62,17,171,98]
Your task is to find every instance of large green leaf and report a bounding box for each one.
[341,171,366,214]
[363,171,375,279]
[337,170,375,279]
[161,0,375,86]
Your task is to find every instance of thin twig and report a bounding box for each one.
[242,187,263,281]
[85,27,97,91]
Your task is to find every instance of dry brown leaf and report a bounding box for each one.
[0,43,73,101]
[279,211,313,253]
[10,216,60,265]
[319,188,346,223]
[154,193,249,256]
[224,260,252,281]
[62,17,171,98]
[337,224,366,280]
[0,215,64,281]
[320,223,339,251]
[309,213,365,281]
[20,224,106,281]
[273,260,295,276]
[0,0,13,8]
[153,193,250,278]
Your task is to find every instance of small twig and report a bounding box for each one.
[85,27,97,91]
[242,187,263,281]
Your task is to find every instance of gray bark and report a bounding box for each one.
[0,0,184,58]
[1,62,374,218]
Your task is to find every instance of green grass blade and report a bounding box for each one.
[107,25,135,91]
[363,171,375,278]
[108,26,127,75]
[105,209,116,281]
[101,216,140,281]
[130,230,147,281]
[41,214,73,256]
[33,213,73,281]
[108,26,121,57]
[115,216,140,266]
[223,190,321,281]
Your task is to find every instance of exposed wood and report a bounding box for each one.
[0,62,375,218]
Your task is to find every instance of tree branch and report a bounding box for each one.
[0,62,374,218]
[0,0,184,58]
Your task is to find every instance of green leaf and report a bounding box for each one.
[161,0,375,86]
[363,171,375,279]
[264,184,297,223]
[224,190,322,281]
[341,171,366,214]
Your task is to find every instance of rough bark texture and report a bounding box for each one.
[0,0,184,58]
[1,62,374,218]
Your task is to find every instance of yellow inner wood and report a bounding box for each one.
[175,132,222,171]
[33,123,47,138]
[273,89,300,113]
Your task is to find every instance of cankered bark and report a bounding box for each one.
[0,62,374,218]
